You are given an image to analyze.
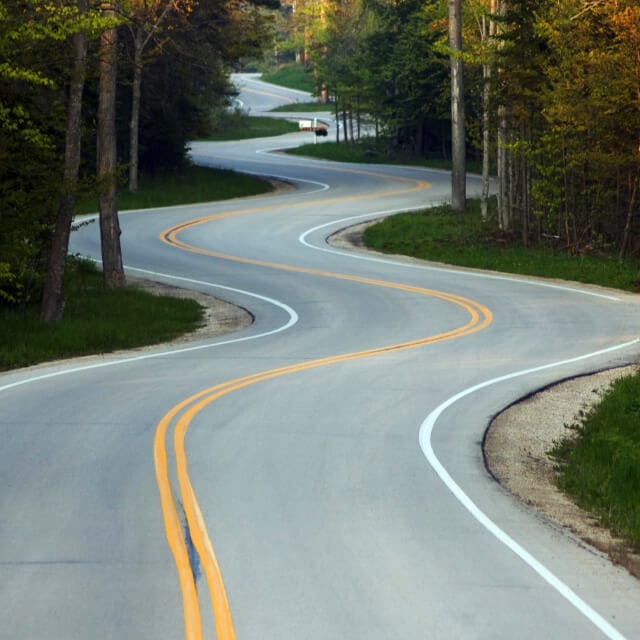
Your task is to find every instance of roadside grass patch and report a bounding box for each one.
[549,374,640,548]
[78,164,273,214]
[286,139,482,173]
[260,64,316,93]
[204,115,298,141]
[0,259,204,371]
[270,102,333,113]
[362,201,640,292]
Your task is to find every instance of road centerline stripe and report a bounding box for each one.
[153,167,495,638]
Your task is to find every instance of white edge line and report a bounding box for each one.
[232,168,330,193]
[298,209,622,301]
[301,208,635,636]
[419,339,639,640]
[0,267,298,394]
[187,151,331,194]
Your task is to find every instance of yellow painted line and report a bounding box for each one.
[154,401,204,640]
[156,291,492,640]
[163,171,429,232]
[154,169,493,639]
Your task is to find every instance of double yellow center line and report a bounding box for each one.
[153,170,493,639]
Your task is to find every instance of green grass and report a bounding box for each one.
[204,115,299,141]
[549,374,640,548]
[286,139,483,173]
[78,164,274,214]
[0,259,204,371]
[260,64,316,93]
[270,102,333,113]
[362,201,640,292]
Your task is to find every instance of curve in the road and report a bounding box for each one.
[157,171,640,639]
[155,183,494,638]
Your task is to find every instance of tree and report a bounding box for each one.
[0,0,93,307]
[125,0,194,192]
[41,0,90,322]
[98,0,125,288]
[449,0,466,212]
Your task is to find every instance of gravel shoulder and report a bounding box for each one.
[485,367,640,579]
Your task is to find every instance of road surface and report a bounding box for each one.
[1,75,640,639]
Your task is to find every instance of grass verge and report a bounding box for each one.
[270,102,332,113]
[549,375,640,549]
[260,64,316,93]
[79,164,274,214]
[204,115,299,141]
[0,259,204,371]
[362,200,640,292]
[286,139,483,173]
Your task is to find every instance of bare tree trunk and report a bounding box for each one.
[342,108,349,144]
[449,0,466,213]
[348,108,354,143]
[497,108,509,230]
[334,93,340,144]
[128,1,174,192]
[98,1,125,288]
[128,26,145,192]
[481,3,497,221]
[619,167,639,261]
[41,0,89,323]
[494,0,510,231]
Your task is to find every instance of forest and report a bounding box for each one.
[1,0,639,316]
[281,0,640,259]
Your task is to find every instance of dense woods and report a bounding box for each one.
[1,0,639,314]
[0,0,274,313]
[279,0,640,257]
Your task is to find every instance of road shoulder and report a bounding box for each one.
[328,221,640,580]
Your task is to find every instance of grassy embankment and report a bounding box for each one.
[270,102,332,113]
[286,139,483,173]
[0,258,204,371]
[260,63,316,93]
[2,165,274,371]
[549,375,640,551]
[78,164,274,214]
[204,115,299,141]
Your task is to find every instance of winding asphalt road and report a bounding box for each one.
[2,76,640,639]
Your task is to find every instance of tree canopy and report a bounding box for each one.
[3,0,640,312]
[0,0,277,311]
[275,0,640,256]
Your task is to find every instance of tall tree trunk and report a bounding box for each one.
[41,0,89,323]
[342,108,349,144]
[481,3,497,222]
[497,109,508,230]
[128,26,145,192]
[98,1,125,288]
[128,1,174,191]
[449,0,466,213]
[348,107,354,143]
[619,167,639,261]
[494,0,509,231]
[334,92,340,144]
